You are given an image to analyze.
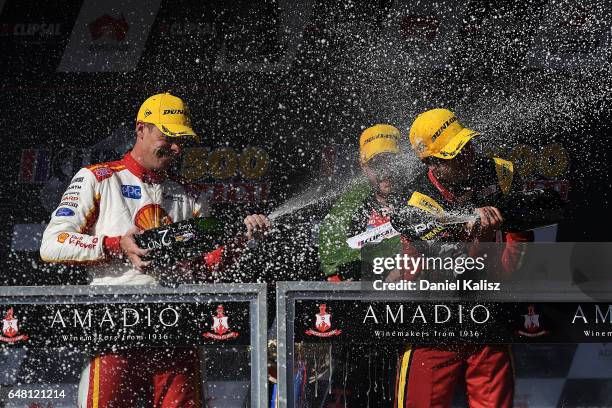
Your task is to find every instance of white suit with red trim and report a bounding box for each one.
[40,152,219,285]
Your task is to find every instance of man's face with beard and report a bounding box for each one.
[426,142,476,184]
[136,122,186,171]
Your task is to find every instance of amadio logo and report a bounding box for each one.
[202,305,239,340]
[305,304,342,338]
[0,308,29,343]
[516,305,549,338]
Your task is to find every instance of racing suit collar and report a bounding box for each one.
[427,156,490,204]
[428,168,455,203]
[123,152,167,183]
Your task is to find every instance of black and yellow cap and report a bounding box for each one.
[136,93,199,142]
[409,108,478,159]
[359,124,400,163]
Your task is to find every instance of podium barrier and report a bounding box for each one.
[0,284,267,408]
[277,281,612,407]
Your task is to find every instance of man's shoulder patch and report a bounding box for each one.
[86,160,126,182]
[87,166,114,181]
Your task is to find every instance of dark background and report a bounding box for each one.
[1,2,611,406]
[1,0,610,285]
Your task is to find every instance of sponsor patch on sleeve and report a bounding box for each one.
[55,208,75,217]
[91,167,114,181]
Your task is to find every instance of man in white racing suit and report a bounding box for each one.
[40,92,269,407]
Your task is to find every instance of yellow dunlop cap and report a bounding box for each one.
[359,124,400,163]
[409,108,479,160]
[136,93,199,142]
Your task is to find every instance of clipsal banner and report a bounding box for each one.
[57,0,161,72]
[0,308,29,343]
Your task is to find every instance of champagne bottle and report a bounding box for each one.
[389,187,563,240]
[134,217,227,268]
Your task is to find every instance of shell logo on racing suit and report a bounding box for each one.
[134,204,173,230]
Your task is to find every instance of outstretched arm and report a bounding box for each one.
[40,169,108,264]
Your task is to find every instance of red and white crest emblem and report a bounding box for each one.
[3,308,18,338]
[212,305,229,335]
[203,305,239,341]
[0,308,29,343]
[523,305,540,332]
[315,304,332,333]
[306,304,342,338]
[517,305,548,338]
